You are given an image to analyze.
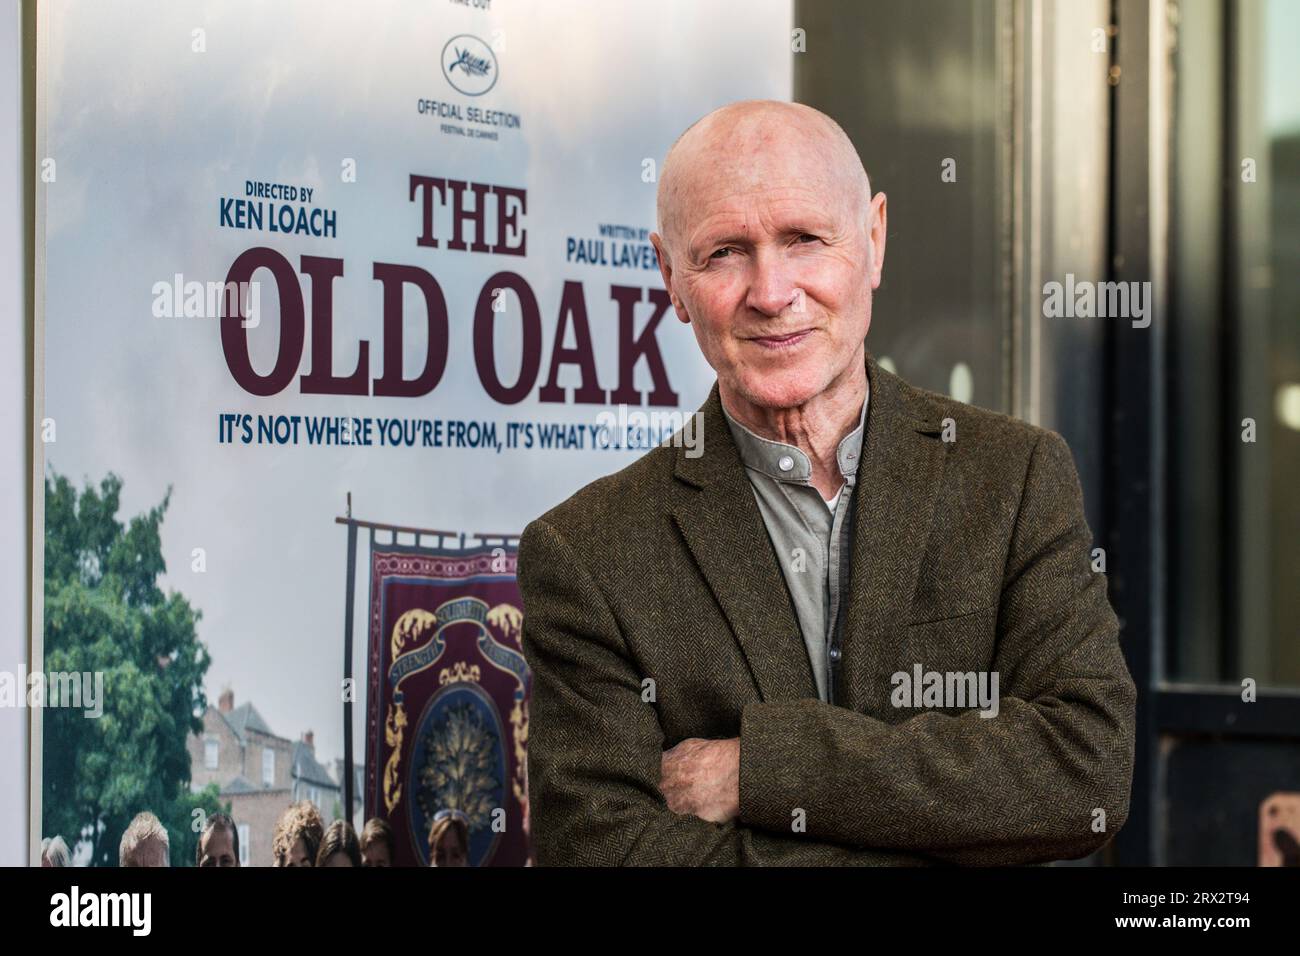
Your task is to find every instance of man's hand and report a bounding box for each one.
[659,737,741,823]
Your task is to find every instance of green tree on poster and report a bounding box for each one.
[41,471,222,866]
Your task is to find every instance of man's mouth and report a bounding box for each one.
[748,329,813,349]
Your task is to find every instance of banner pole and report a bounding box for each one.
[342,492,357,824]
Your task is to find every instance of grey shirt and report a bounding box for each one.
[722,388,869,703]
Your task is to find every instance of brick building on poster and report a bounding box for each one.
[187,688,342,866]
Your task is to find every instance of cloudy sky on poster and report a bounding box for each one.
[40,0,793,769]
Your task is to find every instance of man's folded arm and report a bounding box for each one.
[738,431,1138,865]
[519,517,931,866]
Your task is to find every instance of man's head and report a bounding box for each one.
[651,100,886,412]
[119,812,170,868]
[41,835,70,868]
[360,817,395,867]
[196,813,240,867]
[271,801,324,867]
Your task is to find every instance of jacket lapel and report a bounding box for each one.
[670,384,818,702]
[668,354,949,709]
[839,354,948,713]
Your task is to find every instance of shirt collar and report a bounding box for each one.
[721,382,869,485]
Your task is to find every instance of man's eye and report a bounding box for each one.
[796,233,819,244]
[709,247,731,260]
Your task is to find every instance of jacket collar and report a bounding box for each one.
[670,352,948,706]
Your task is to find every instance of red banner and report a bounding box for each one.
[365,543,530,866]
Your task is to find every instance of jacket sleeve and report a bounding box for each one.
[519,517,939,866]
[736,430,1137,865]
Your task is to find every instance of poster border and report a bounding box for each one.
[25,0,46,869]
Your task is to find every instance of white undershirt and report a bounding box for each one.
[823,485,843,512]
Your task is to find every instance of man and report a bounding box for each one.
[41,835,70,868]
[196,813,240,867]
[119,812,170,867]
[518,100,1137,866]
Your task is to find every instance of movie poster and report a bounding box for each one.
[32,0,792,865]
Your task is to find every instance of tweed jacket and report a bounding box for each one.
[518,353,1137,866]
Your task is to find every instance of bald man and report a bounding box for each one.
[518,100,1135,866]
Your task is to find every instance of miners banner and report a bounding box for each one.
[365,543,529,867]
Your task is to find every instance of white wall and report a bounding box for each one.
[0,0,31,867]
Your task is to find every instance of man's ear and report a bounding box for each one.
[650,232,691,324]
[868,193,888,290]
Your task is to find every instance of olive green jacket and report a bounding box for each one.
[518,354,1136,866]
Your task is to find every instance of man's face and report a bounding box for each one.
[320,851,354,868]
[283,836,313,867]
[198,827,238,867]
[362,842,392,867]
[125,837,169,868]
[652,114,886,411]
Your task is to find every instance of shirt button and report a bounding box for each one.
[829,647,842,662]
[778,455,794,472]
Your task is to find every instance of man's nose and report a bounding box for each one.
[745,247,800,318]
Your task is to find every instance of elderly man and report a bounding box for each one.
[518,100,1136,866]
[119,811,170,867]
